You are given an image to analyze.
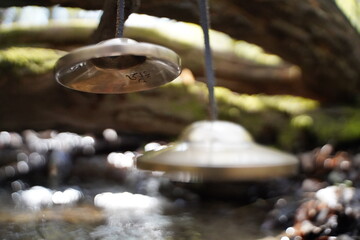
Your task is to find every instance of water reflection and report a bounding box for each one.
[12,186,82,210]
[94,192,161,211]
[52,188,83,205]
[0,129,275,240]
[4,166,15,177]
[144,142,167,152]
[0,131,22,148]
[91,211,172,240]
[24,130,95,152]
[16,161,29,174]
[103,128,118,142]
[11,180,25,191]
[107,152,135,168]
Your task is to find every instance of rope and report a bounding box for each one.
[116,0,126,38]
[198,0,218,120]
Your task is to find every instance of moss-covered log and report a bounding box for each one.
[1,47,360,151]
[0,24,302,96]
[0,24,96,48]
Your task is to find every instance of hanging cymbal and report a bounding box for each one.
[137,120,298,182]
[54,38,181,94]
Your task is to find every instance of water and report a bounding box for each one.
[0,185,274,240]
[0,130,280,240]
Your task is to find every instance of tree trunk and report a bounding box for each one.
[138,0,360,103]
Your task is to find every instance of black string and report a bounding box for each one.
[116,0,125,38]
[198,0,218,120]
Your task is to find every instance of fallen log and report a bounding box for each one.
[1,47,360,151]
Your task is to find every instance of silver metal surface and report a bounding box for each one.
[54,38,181,93]
[137,120,299,182]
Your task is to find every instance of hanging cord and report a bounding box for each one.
[115,0,126,38]
[198,0,218,120]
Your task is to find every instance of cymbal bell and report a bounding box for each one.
[54,38,181,94]
[137,120,298,182]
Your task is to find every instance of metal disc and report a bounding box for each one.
[137,120,298,182]
[54,38,181,94]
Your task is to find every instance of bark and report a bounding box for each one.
[0,76,192,136]
[139,0,360,103]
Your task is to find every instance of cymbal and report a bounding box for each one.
[137,120,298,182]
[54,38,181,94]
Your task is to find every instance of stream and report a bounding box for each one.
[0,185,275,240]
[3,129,359,239]
[0,130,283,240]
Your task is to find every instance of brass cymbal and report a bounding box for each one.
[54,38,181,94]
[137,120,298,182]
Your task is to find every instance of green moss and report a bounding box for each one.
[127,81,323,149]
[278,107,360,150]
[131,82,318,125]
[215,87,318,115]
[215,87,265,112]
[0,47,64,75]
[127,81,208,122]
[0,21,96,47]
[310,107,360,143]
[291,114,314,128]
[214,86,360,149]
[234,41,283,66]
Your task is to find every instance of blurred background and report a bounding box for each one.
[1,1,360,239]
